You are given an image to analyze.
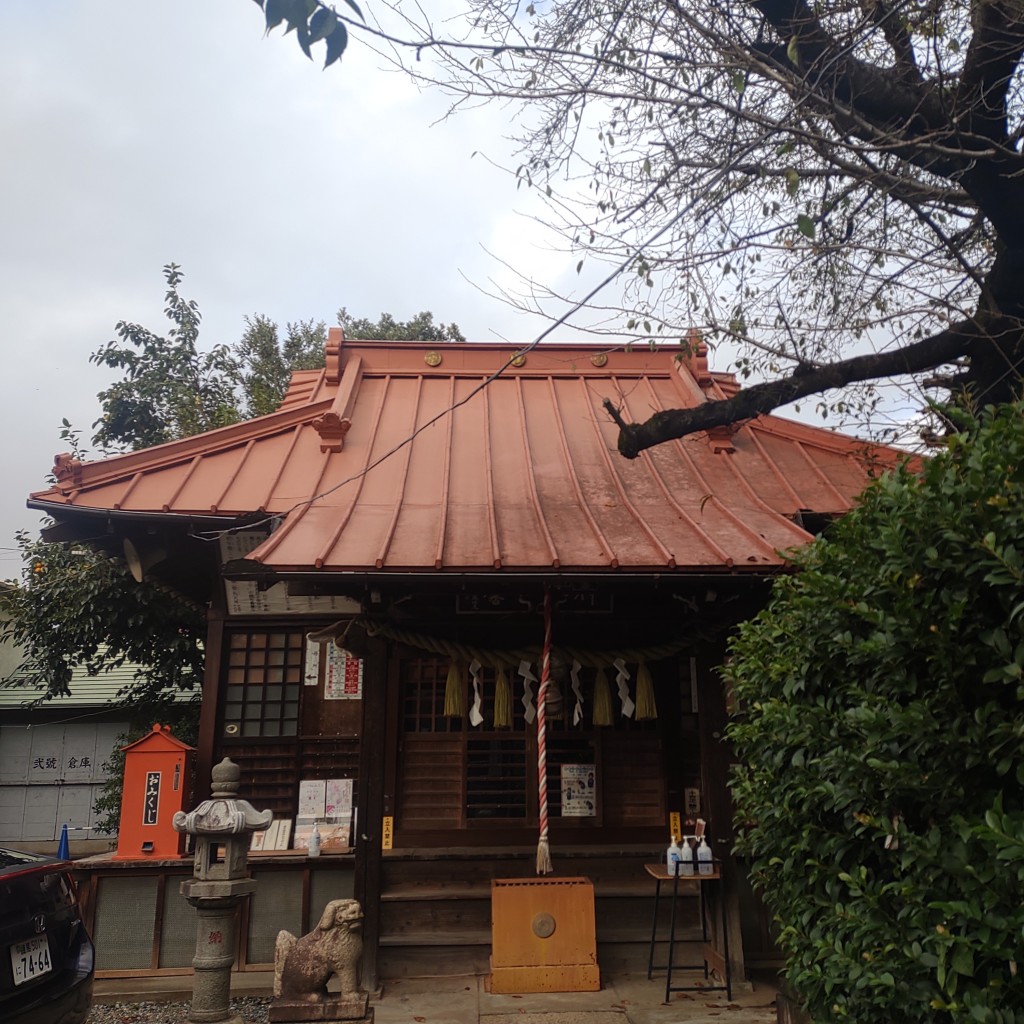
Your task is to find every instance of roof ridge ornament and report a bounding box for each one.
[684,329,713,390]
[676,329,740,452]
[325,326,346,384]
[312,411,352,453]
[707,423,738,454]
[52,452,83,490]
[311,346,362,453]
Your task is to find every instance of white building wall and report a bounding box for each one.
[0,721,127,841]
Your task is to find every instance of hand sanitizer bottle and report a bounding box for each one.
[680,838,695,876]
[309,821,321,858]
[667,836,682,875]
[697,836,713,875]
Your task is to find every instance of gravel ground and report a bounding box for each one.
[86,996,271,1023]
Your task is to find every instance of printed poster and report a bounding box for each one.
[294,817,352,852]
[304,642,321,686]
[326,642,363,699]
[326,778,353,818]
[293,779,355,852]
[298,779,327,819]
[275,818,292,850]
[561,764,596,817]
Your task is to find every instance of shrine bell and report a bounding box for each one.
[115,723,194,860]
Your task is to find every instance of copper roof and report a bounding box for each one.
[30,334,909,575]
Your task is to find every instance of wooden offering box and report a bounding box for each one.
[489,876,600,993]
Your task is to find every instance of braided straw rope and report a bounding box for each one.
[357,618,692,668]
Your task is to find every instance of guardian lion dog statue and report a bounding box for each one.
[271,898,370,1022]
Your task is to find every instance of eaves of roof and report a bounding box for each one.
[29,335,912,575]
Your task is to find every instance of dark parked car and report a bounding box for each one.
[0,848,94,1024]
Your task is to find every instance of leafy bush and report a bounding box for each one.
[727,404,1024,1023]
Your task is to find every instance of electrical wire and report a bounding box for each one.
[194,172,736,543]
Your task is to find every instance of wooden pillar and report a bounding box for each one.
[195,607,226,802]
[695,641,747,990]
[354,633,388,991]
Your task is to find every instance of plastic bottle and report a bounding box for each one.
[666,836,682,875]
[308,821,322,858]
[679,839,694,876]
[697,836,713,875]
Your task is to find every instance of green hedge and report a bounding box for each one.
[727,404,1024,1023]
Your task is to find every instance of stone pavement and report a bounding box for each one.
[373,972,779,1024]
[95,969,780,1024]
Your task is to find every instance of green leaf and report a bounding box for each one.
[952,944,975,976]
[786,35,800,66]
[265,0,288,31]
[308,7,337,42]
[324,20,348,67]
[283,0,309,32]
[797,213,816,239]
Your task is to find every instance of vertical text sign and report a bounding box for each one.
[143,771,161,825]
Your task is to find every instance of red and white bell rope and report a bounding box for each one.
[536,588,554,875]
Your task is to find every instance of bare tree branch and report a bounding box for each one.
[860,0,922,84]
[607,320,995,457]
[957,0,1024,141]
[258,0,1024,459]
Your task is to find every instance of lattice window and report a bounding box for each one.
[466,738,527,820]
[396,654,667,831]
[400,656,463,733]
[223,631,304,738]
[399,658,531,823]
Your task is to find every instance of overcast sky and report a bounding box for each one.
[0,1,599,573]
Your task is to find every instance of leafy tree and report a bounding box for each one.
[726,402,1024,1022]
[0,532,205,702]
[255,0,1024,455]
[4,262,465,705]
[232,308,465,418]
[91,263,240,452]
[337,307,466,343]
[4,265,244,704]
[235,314,328,417]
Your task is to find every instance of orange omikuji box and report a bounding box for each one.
[114,724,194,860]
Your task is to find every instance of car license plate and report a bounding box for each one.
[11,934,52,986]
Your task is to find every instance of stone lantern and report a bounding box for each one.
[173,757,273,1024]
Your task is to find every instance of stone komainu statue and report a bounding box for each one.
[274,898,364,1001]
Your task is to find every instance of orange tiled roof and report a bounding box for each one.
[30,334,909,574]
